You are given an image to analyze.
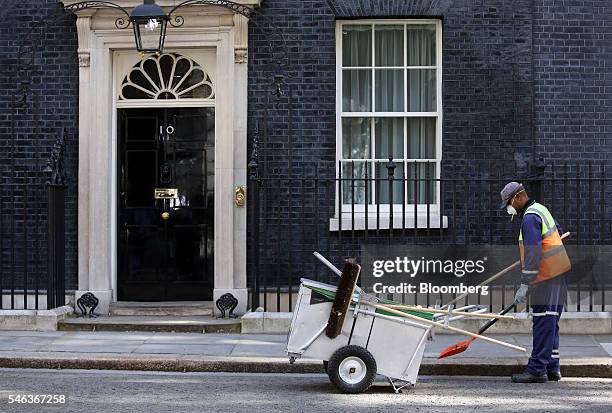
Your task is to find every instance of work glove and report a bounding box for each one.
[513,283,530,305]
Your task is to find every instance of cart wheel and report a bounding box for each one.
[327,345,377,394]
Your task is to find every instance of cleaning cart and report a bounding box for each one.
[286,253,526,394]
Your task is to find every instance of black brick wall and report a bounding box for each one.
[248,0,548,178]
[533,0,612,162]
[246,0,612,305]
[0,1,610,301]
[248,0,612,173]
[0,0,79,293]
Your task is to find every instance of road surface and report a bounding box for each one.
[0,369,610,413]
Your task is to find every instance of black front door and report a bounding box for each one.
[117,107,214,301]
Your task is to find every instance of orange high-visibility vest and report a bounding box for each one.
[518,202,571,284]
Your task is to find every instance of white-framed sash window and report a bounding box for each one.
[335,20,443,222]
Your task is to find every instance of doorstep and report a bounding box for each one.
[109,301,213,317]
[58,315,241,334]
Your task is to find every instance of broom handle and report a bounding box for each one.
[445,232,570,307]
[383,304,514,320]
[475,303,516,336]
[444,261,520,306]
[371,303,526,353]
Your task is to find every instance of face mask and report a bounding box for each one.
[506,190,522,219]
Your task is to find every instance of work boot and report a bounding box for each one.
[511,371,548,383]
[547,371,562,381]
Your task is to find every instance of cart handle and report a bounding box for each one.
[313,251,342,276]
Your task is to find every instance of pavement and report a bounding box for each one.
[1,370,611,413]
[0,330,611,377]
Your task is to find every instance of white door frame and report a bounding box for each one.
[66,3,253,314]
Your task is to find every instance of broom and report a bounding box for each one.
[324,258,524,352]
[437,302,517,359]
[445,232,570,307]
[438,232,571,358]
[325,259,361,339]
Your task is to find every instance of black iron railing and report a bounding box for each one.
[247,158,612,313]
[0,129,67,310]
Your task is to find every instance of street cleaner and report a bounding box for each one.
[499,182,571,383]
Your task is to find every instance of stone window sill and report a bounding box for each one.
[329,215,448,231]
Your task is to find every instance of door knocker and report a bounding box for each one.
[235,186,246,207]
[159,163,172,184]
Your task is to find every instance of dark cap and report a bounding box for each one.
[499,182,525,210]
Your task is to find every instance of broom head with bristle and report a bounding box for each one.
[325,259,361,339]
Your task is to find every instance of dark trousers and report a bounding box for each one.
[526,276,566,375]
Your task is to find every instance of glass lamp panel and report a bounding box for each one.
[137,19,163,52]
[375,69,404,112]
[406,24,436,66]
[407,69,436,112]
[342,25,372,67]
[342,118,371,159]
[374,118,404,160]
[342,70,372,112]
[375,25,404,66]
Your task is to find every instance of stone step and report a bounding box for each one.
[109,301,214,317]
[58,315,240,334]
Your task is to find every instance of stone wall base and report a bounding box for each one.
[242,311,612,335]
[0,306,73,331]
[241,311,292,334]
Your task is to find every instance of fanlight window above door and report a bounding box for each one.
[119,53,215,101]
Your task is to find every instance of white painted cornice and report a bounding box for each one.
[59,0,264,11]
[59,1,264,40]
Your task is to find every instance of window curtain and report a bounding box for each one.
[407,25,436,112]
[375,26,403,112]
[407,162,436,204]
[407,117,435,159]
[374,117,403,204]
[375,118,403,159]
[342,118,370,159]
[407,25,436,66]
[376,162,404,204]
[342,26,372,112]
[343,25,372,66]
[342,162,368,205]
[340,24,438,206]
[407,117,436,204]
[342,117,370,204]
[376,70,403,111]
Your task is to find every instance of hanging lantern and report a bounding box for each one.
[130,0,169,54]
